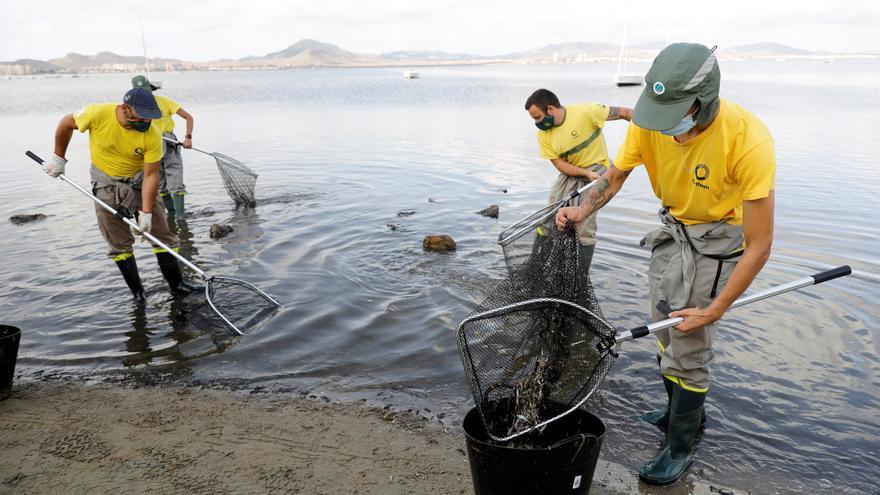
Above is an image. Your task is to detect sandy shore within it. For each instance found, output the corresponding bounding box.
[0,382,739,494]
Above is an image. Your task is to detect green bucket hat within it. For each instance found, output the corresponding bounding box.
[633,43,720,131]
[131,74,161,92]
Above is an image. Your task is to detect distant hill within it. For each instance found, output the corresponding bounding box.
[0,58,61,75]
[1,39,873,75]
[721,42,812,57]
[380,50,484,61]
[45,51,191,73]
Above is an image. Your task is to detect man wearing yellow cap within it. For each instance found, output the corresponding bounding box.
[557,43,775,485]
[132,75,194,221]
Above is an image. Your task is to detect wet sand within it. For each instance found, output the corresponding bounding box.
[0,382,738,494]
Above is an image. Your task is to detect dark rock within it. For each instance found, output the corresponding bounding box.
[396,210,416,217]
[423,235,456,252]
[9,214,47,225]
[477,205,499,219]
[209,224,234,239]
[387,223,400,231]
[501,189,508,193]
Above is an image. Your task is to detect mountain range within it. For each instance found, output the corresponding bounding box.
[1,39,872,75]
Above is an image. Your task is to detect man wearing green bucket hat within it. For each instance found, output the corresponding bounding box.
[131,75,194,221]
[556,43,776,485]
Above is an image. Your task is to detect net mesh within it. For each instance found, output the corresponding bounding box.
[214,153,258,208]
[499,206,557,273]
[205,277,280,334]
[457,225,618,442]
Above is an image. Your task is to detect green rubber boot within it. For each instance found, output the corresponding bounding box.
[115,255,146,303]
[161,193,176,220]
[641,373,675,427]
[172,193,186,219]
[639,384,707,486]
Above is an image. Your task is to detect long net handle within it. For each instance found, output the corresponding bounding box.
[26,151,207,279]
[615,265,852,343]
[161,136,213,157]
[498,179,598,247]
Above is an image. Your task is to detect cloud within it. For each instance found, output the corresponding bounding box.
[1,0,878,61]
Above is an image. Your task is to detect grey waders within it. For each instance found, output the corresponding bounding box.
[115,256,146,303]
[639,383,706,485]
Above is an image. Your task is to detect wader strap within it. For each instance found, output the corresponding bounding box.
[664,207,745,261]
[710,260,723,298]
[559,127,602,160]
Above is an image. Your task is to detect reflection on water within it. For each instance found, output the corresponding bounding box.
[1,61,878,494]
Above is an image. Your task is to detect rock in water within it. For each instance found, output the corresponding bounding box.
[396,210,416,217]
[9,214,47,225]
[477,205,499,219]
[210,224,234,239]
[423,235,456,252]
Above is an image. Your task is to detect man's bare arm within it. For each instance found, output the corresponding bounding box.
[670,192,775,331]
[54,114,78,158]
[141,162,161,214]
[606,106,633,122]
[550,158,601,181]
[556,166,631,227]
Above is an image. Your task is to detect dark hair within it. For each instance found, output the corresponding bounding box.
[525,89,561,111]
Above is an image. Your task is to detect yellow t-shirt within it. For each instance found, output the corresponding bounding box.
[153,95,181,135]
[74,103,164,178]
[537,103,610,167]
[614,99,775,225]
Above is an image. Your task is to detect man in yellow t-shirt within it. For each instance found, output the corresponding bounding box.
[132,75,195,221]
[524,88,632,272]
[44,87,198,303]
[556,43,775,485]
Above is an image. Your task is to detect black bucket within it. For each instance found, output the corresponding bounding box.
[0,325,22,400]
[463,404,606,494]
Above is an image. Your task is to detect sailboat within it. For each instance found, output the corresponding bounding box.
[614,0,643,87]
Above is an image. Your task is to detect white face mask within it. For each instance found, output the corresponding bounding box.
[660,111,698,136]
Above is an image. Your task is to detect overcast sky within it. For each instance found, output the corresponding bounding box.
[2,0,878,61]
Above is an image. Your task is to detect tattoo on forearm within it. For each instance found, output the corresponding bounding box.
[587,178,615,212]
[607,106,621,120]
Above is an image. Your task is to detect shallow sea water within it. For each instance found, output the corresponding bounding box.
[0,61,878,494]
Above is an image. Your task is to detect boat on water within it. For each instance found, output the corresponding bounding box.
[614,0,643,87]
[403,69,419,79]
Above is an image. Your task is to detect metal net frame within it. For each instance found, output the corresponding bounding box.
[498,180,597,272]
[213,153,258,208]
[457,226,618,442]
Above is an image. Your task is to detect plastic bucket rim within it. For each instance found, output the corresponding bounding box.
[0,325,21,341]
[462,405,606,451]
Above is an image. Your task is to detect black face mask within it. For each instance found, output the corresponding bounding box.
[535,113,555,131]
[124,108,152,132]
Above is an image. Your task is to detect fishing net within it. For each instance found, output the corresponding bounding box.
[213,153,258,208]
[498,207,558,273]
[457,225,619,442]
[204,276,280,335]
[498,181,594,272]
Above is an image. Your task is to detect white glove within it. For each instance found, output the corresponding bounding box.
[130,210,152,239]
[42,154,67,178]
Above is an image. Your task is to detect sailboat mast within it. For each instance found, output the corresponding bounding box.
[139,17,151,79]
